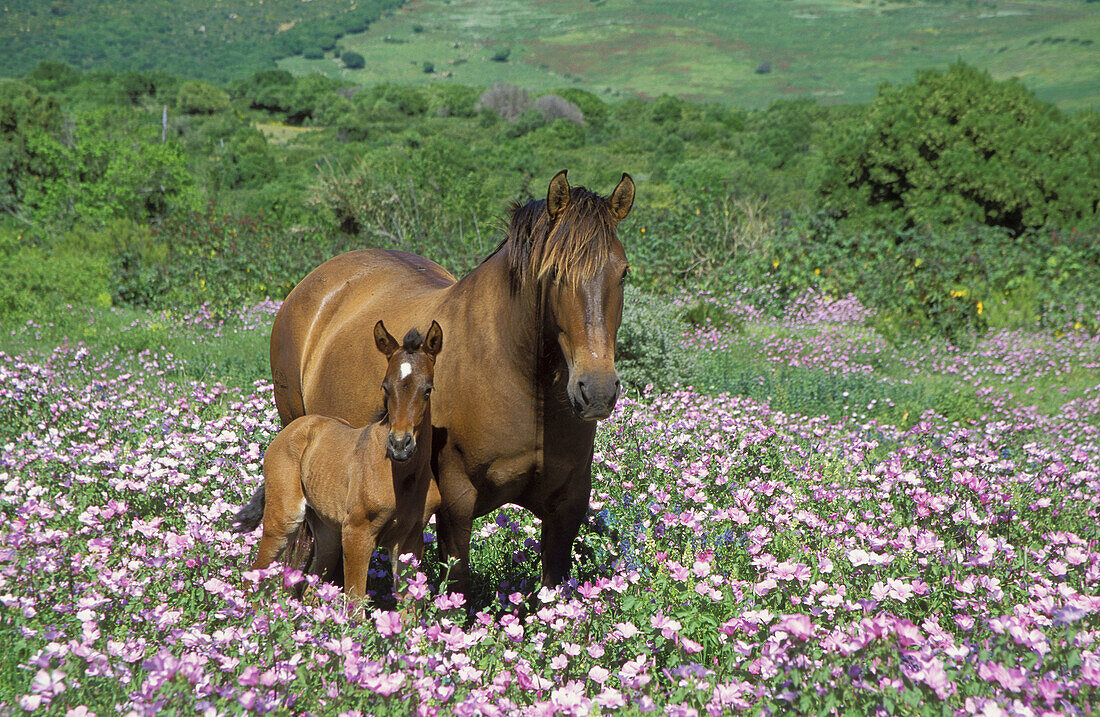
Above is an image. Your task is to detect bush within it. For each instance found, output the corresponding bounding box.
[616,286,695,392]
[0,225,112,321]
[342,51,366,69]
[477,84,532,122]
[490,47,511,62]
[819,62,1100,233]
[534,94,584,125]
[176,81,230,115]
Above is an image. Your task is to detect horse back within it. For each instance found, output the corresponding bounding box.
[271,249,455,427]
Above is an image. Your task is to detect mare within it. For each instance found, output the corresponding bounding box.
[235,170,634,592]
[249,321,442,601]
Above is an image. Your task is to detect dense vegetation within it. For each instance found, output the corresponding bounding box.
[2,61,1097,348]
[0,0,406,82]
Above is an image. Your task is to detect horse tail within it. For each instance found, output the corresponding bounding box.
[230,485,266,534]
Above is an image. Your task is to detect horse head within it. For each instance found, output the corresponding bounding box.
[504,170,635,421]
[373,320,443,460]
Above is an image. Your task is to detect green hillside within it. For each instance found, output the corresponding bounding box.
[2,0,1098,109]
[288,0,1100,110]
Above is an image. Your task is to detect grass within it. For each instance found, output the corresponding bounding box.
[283,0,1100,110]
[0,304,271,392]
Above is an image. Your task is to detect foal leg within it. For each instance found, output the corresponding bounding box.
[309,520,345,588]
[342,521,378,603]
[252,451,307,571]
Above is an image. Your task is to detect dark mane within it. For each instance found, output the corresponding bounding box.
[490,187,618,292]
[401,328,424,352]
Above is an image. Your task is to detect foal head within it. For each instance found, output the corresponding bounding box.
[502,170,635,420]
[373,320,443,462]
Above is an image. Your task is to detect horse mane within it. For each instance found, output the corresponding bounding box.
[491,187,618,292]
[401,328,424,352]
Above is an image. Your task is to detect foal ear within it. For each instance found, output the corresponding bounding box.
[546,169,571,221]
[423,320,443,359]
[607,173,635,223]
[374,320,399,358]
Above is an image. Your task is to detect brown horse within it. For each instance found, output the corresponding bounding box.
[250,320,442,601]
[235,170,634,592]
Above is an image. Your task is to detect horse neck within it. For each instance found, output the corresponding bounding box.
[450,251,557,384]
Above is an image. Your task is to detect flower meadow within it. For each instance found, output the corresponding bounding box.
[1,294,1099,716]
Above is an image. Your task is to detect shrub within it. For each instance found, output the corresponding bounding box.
[490,47,511,62]
[0,225,112,321]
[616,286,695,392]
[342,51,366,69]
[176,81,230,115]
[819,62,1100,232]
[477,84,531,122]
[553,88,607,128]
[422,61,435,74]
[534,94,584,125]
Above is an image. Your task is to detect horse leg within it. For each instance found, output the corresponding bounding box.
[435,464,477,595]
[252,443,307,571]
[342,523,377,603]
[537,470,591,587]
[309,520,345,589]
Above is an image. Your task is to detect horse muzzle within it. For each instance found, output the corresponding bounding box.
[568,371,621,421]
[387,432,417,462]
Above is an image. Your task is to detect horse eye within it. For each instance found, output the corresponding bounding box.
[425,386,433,396]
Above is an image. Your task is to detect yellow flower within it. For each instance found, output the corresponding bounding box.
[640,227,646,234]
[772,260,779,269]
[977,301,983,315]
[1074,321,1082,330]
[814,268,821,276]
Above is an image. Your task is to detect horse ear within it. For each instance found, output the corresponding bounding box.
[546,169,571,221]
[424,320,443,359]
[607,173,635,223]
[374,320,399,358]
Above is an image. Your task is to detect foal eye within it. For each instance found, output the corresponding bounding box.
[424,387,433,396]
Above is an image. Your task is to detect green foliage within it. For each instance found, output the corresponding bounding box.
[0,0,408,83]
[552,88,608,128]
[0,80,63,215]
[21,111,200,227]
[0,223,112,321]
[176,80,230,114]
[617,286,695,392]
[111,208,356,315]
[342,51,366,70]
[819,62,1100,233]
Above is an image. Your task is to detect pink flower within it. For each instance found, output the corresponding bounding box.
[666,560,690,581]
[848,549,870,567]
[818,555,834,574]
[588,666,610,684]
[651,611,683,639]
[613,622,640,639]
[753,578,777,596]
[374,610,402,637]
[770,614,813,640]
[681,637,704,654]
[595,688,626,709]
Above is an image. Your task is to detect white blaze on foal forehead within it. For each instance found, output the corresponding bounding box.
[399,362,412,380]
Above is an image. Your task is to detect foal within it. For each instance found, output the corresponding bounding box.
[250,320,442,602]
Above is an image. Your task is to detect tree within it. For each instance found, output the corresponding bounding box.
[342,51,365,70]
[177,81,230,115]
[819,62,1100,232]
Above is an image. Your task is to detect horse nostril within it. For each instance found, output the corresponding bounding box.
[578,380,590,404]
